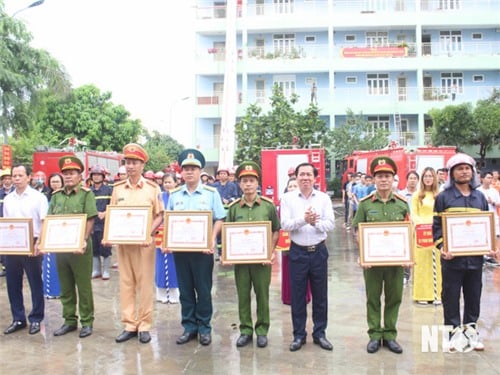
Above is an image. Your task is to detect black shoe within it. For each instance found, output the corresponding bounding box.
[115,330,137,343]
[199,333,212,346]
[29,322,41,335]
[256,335,268,348]
[176,331,197,345]
[313,336,333,351]
[236,334,252,347]
[139,331,151,344]
[367,339,381,353]
[79,326,92,338]
[383,339,403,354]
[0,269,6,277]
[4,321,27,334]
[53,324,77,336]
[289,337,306,352]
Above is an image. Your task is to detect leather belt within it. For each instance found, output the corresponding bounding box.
[291,240,325,252]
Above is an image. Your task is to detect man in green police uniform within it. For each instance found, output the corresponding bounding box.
[42,156,97,338]
[352,156,410,354]
[225,161,280,348]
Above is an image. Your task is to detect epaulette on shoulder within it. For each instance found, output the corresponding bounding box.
[113,180,127,187]
[203,185,217,192]
[51,189,62,195]
[81,186,91,192]
[228,198,241,208]
[145,179,158,188]
[260,195,275,204]
[169,186,182,194]
[394,193,408,202]
[360,192,374,202]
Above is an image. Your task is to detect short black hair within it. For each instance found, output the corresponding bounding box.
[11,164,32,177]
[295,162,318,177]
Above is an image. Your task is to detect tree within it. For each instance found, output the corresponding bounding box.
[142,130,184,172]
[235,84,329,164]
[472,89,500,167]
[36,84,143,151]
[326,109,390,160]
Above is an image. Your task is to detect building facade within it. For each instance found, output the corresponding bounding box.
[192,0,500,168]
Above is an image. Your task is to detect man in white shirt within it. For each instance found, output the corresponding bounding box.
[3,164,49,335]
[280,162,335,352]
[477,170,500,266]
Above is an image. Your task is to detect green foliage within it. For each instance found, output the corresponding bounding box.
[36,85,143,151]
[142,130,184,172]
[328,177,342,198]
[234,84,329,164]
[326,109,390,160]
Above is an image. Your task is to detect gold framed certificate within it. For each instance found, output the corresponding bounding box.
[442,211,494,256]
[103,205,153,244]
[359,222,413,266]
[164,211,212,251]
[0,218,34,255]
[222,221,272,264]
[39,214,87,253]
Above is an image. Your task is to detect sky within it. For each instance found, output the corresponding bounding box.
[4,0,195,146]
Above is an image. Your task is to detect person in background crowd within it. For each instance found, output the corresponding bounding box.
[166,149,226,346]
[117,165,127,181]
[44,156,97,339]
[477,170,500,267]
[31,171,51,200]
[200,171,210,185]
[399,171,419,285]
[0,168,15,277]
[154,172,179,304]
[342,173,353,229]
[280,162,335,352]
[353,156,410,355]
[42,173,64,298]
[433,153,499,352]
[111,144,164,344]
[226,161,280,349]
[411,167,441,304]
[154,171,164,188]
[3,164,48,336]
[365,175,376,194]
[491,170,500,192]
[436,168,447,190]
[89,165,113,280]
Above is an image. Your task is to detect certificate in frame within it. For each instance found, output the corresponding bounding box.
[442,211,494,256]
[39,214,87,253]
[222,221,272,264]
[358,222,413,266]
[164,211,212,251]
[0,218,34,255]
[103,205,153,245]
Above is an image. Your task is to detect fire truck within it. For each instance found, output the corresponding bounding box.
[261,146,326,206]
[32,148,124,180]
[342,145,457,189]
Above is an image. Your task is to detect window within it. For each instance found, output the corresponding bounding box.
[440,72,463,94]
[367,116,390,133]
[273,33,296,55]
[366,31,388,47]
[345,35,356,42]
[439,31,462,53]
[471,33,482,40]
[439,0,460,10]
[472,75,484,83]
[274,75,296,98]
[305,35,316,43]
[367,73,389,95]
[255,79,266,104]
[346,76,357,84]
[274,0,294,14]
[305,77,316,85]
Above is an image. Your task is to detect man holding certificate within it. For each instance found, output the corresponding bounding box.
[111,143,164,344]
[433,153,499,351]
[352,156,409,354]
[166,148,226,346]
[225,161,280,349]
[3,164,48,335]
[280,162,335,352]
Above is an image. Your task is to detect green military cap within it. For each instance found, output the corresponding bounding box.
[370,156,397,176]
[235,161,261,180]
[58,156,84,173]
[178,148,205,168]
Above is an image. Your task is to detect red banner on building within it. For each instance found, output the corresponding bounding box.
[341,47,407,58]
[415,224,433,248]
[2,145,12,169]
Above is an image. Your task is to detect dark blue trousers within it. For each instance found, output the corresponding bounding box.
[5,255,44,323]
[289,242,329,340]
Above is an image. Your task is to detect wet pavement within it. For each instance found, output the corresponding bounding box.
[1,204,499,374]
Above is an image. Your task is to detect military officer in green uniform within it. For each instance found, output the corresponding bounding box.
[352,156,410,354]
[225,161,280,348]
[42,156,98,338]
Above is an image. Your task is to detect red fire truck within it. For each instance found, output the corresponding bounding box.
[261,146,326,206]
[32,148,124,180]
[343,145,457,189]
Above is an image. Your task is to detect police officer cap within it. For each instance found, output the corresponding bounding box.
[123,143,149,163]
[178,149,205,168]
[58,156,84,173]
[370,156,397,176]
[235,161,261,180]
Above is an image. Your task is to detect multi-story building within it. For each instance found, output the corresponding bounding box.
[192,0,500,169]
